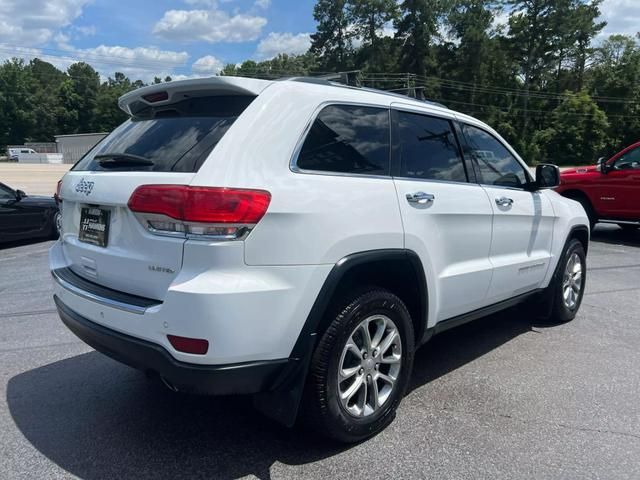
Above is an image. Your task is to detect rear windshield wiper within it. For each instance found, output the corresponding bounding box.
[95,153,155,168]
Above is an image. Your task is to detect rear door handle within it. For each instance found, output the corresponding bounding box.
[406,192,435,205]
[495,197,514,207]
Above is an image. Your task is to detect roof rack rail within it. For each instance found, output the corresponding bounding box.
[284,75,447,109]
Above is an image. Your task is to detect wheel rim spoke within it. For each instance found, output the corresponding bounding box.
[341,374,364,401]
[345,339,362,360]
[377,372,396,387]
[359,322,373,351]
[380,353,401,364]
[378,329,398,356]
[340,365,360,379]
[357,376,368,413]
[370,376,380,410]
[370,316,387,349]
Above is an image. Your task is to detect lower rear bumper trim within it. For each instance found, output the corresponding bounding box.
[54,295,293,395]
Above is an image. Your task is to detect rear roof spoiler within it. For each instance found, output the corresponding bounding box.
[118,76,273,115]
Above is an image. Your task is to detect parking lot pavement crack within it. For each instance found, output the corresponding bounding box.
[440,407,640,442]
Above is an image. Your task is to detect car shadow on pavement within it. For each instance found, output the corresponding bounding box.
[7,309,535,480]
[408,308,533,392]
[590,225,640,248]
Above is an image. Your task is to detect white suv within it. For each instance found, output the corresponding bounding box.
[51,76,589,442]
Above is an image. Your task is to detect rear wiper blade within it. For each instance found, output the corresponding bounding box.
[95,153,155,167]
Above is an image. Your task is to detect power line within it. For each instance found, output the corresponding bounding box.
[1,44,637,106]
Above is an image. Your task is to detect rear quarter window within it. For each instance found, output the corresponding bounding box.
[295,104,391,176]
[73,95,255,173]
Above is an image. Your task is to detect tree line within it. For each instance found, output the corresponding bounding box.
[1,0,639,165]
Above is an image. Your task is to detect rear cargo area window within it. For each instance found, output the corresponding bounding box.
[73,95,255,173]
[296,105,390,176]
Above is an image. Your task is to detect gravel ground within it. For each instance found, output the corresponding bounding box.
[1,224,639,479]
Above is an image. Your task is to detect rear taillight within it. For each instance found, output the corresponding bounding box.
[127,185,271,240]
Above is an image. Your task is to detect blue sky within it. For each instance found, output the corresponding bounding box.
[0,0,635,82]
[0,0,318,80]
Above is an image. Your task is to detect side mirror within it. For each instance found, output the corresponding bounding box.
[15,189,26,200]
[535,163,560,189]
[597,157,608,174]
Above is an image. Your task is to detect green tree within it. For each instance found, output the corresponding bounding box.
[27,59,66,141]
[589,35,640,151]
[535,91,609,165]
[0,59,36,146]
[446,0,495,114]
[567,0,606,90]
[396,0,449,78]
[93,72,136,132]
[67,62,100,133]
[348,0,399,70]
[310,0,353,71]
[506,0,557,136]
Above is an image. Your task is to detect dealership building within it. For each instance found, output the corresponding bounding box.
[55,132,108,164]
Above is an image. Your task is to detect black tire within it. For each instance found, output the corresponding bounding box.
[572,195,597,231]
[547,238,587,323]
[302,289,415,443]
[618,224,639,231]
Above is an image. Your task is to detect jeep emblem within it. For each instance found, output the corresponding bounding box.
[75,178,95,196]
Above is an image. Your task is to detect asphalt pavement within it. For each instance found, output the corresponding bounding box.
[1,225,639,479]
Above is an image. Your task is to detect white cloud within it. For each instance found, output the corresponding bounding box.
[70,45,189,81]
[74,25,96,36]
[0,44,44,64]
[0,0,90,46]
[0,43,190,82]
[598,0,640,38]
[153,8,267,43]
[192,54,224,74]
[254,0,271,9]
[256,32,311,59]
[185,0,218,6]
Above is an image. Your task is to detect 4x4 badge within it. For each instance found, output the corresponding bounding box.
[75,178,95,196]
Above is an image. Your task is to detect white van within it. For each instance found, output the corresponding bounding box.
[8,148,37,161]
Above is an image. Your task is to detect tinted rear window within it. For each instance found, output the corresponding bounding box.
[73,95,255,172]
[296,105,390,176]
[395,111,467,182]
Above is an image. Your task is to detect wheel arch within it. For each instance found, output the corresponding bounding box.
[252,249,429,426]
[304,249,429,348]
[568,224,589,254]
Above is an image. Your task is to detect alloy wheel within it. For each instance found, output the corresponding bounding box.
[337,314,402,417]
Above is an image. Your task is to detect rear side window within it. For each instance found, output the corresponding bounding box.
[73,95,255,172]
[296,104,390,176]
[394,110,467,182]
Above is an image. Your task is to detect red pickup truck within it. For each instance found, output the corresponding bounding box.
[556,141,640,230]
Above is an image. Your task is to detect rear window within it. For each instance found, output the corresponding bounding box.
[73,95,255,173]
[296,104,390,176]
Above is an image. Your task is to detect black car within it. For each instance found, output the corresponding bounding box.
[0,182,59,244]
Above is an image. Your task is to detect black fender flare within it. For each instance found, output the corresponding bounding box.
[253,249,428,426]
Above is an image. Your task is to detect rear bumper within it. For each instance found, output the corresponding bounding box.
[54,295,293,395]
